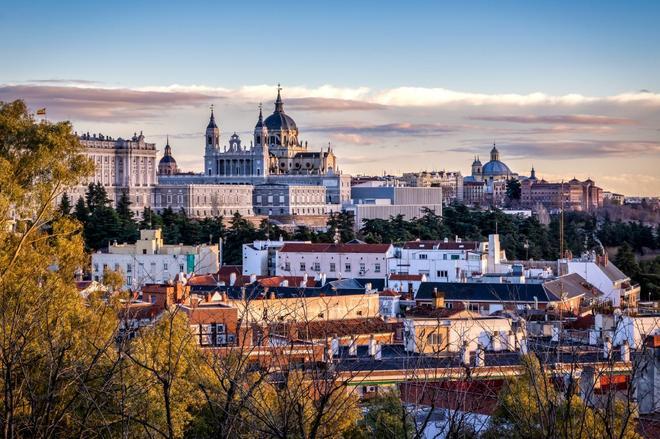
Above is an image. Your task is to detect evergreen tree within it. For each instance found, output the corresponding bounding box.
[615,242,640,279]
[58,192,72,216]
[506,178,521,201]
[139,206,163,230]
[73,196,89,223]
[116,190,138,243]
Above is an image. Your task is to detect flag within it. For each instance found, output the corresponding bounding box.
[36,108,46,116]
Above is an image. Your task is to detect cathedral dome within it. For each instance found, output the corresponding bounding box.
[263,87,297,132]
[482,160,511,176]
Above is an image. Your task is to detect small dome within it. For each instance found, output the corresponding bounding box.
[159,155,177,165]
[482,160,511,176]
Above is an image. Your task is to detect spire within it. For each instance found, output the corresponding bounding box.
[164,135,172,156]
[530,165,536,179]
[207,104,218,129]
[255,103,264,128]
[274,83,284,113]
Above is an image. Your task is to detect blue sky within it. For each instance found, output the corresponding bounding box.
[1,1,659,194]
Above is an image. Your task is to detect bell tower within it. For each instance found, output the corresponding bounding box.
[206,105,220,150]
[252,103,269,178]
[204,105,221,176]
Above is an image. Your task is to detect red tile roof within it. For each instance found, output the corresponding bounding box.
[257,276,316,288]
[389,273,424,281]
[279,243,392,254]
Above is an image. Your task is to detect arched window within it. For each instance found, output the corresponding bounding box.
[208,136,213,145]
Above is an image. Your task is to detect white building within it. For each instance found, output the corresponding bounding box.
[66,132,157,212]
[563,253,639,307]
[242,239,311,276]
[403,313,523,354]
[275,242,394,280]
[91,229,219,289]
[344,184,443,231]
[389,236,504,283]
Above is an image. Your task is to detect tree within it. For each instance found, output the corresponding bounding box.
[506,178,521,201]
[116,190,139,243]
[58,191,72,216]
[125,310,203,438]
[615,242,640,279]
[73,195,89,223]
[0,99,120,437]
[345,390,415,438]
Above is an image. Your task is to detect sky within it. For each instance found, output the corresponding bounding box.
[1,0,659,195]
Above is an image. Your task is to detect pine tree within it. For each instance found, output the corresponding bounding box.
[73,196,89,223]
[58,192,72,216]
[115,190,138,243]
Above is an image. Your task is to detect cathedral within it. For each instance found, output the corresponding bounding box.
[72,87,351,219]
[201,87,337,179]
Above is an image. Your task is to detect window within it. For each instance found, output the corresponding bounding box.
[345,263,351,272]
[427,333,443,346]
[284,262,291,271]
[114,263,120,271]
[443,254,447,260]
[279,195,285,203]
[300,262,306,271]
[256,195,262,203]
[312,262,320,271]
[329,262,336,272]
[126,276,132,285]
[93,263,99,273]
[127,264,132,273]
[142,249,147,255]
[268,195,273,203]
[359,263,366,273]
[451,254,460,260]
[179,264,184,272]
[163,263,168,271]
[419,253,428,260]
[374,263,381,273]
[437,270,448,278]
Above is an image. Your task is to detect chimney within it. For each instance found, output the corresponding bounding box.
[349,336,357,356]
[604,336,612,360]
[250,273,257,284]
[269,291,276,300]
[365,282,372,293]
[433,289,445,309]
[222,291,228,302]
[281,279,289,287]
[320,272,327,286]
[475,343,485,367]
[520,338,528,355]
[229,272,237,286]
[374,342,382,360]
[462,341,470,366]
[368,334,377,356]
[491,331,502,352]
[621,340,630,362]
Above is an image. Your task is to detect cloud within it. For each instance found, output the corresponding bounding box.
[372,88,660,107]
[468,114,637,125]
[285,97,385,111]
[452,139,660,159]
[308,122,460,137]
[330,133,374,145]
[0,84,214,122]
[27,79,101,85]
